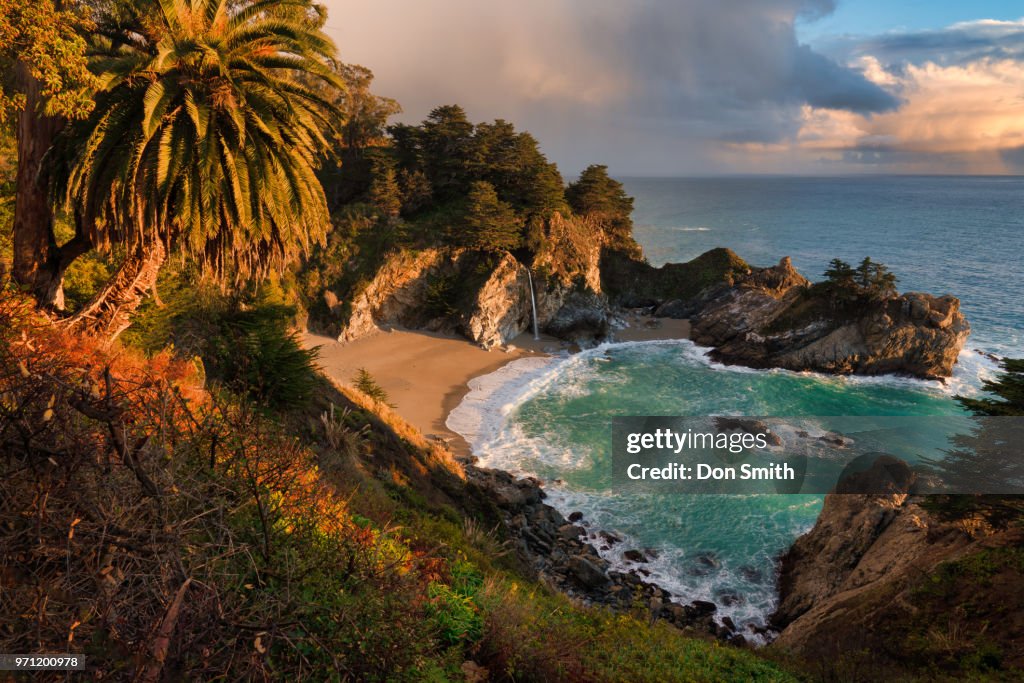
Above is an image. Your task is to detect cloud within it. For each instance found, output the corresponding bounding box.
[840,18,1024,66]
[323,0,895,174]
[784,20,1024,174]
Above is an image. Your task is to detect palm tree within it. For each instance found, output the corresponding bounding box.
[52,0,345,340]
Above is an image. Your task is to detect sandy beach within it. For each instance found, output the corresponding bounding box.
[305,315,690,455]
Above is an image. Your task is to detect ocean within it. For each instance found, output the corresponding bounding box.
[448,176,1024,635]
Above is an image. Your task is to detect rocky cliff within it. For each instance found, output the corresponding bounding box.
[329,237,969,378]
[689,256,970,380]
[771,462,1024,676]
[332,213,615,348]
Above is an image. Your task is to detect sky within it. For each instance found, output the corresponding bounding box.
[324,1,1024,176]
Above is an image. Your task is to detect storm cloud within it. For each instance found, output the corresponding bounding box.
[324,0,897,174]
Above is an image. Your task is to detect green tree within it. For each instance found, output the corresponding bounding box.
[336,63,400,155]
[369,163,402,219]
[398,168,431,214]
[418,104,477,201]
[52,0,344,341]
[353,367,392,406]
[822,257,897,305]
[473,120,565,217]
[856,257,898,300]
[565,164,637,253]
[2,0,97,307]
[958,358,1024,417]
[922,358,1024,526]
[461,180,521,251]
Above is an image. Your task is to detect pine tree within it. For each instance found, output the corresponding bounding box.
[461,181,522,252]
[922,357,1024,525]
[566,165,637,253]
[369,165,402,219]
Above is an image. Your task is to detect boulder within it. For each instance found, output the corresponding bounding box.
[570,556,610,589]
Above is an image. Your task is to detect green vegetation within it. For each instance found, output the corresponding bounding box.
[901,546,1024,676]
[958,358,1024,417]
[821,257,898,305]
[204,304,321,411]
[922,357,1024,527]
[566,164,639,255]
[354,367,393,407]
[462,180,523,251]
[0,293,800,680]
[601,246,751,304]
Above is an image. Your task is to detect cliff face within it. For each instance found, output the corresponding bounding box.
[337,248,459,343]
[771,486,1024,675]
[332,242,969,378]
[690,257,970,380]
[333,214,613,348]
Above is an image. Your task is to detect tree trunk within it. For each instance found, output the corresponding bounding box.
[64,241,166,344]
[11,62,71,307]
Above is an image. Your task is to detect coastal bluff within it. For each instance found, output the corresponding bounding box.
[320,235,969,380]
[769,458,1024,673]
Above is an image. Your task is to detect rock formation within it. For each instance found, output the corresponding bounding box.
[329,235,969,379]
[690,256,970,380]
[770,459,1024,673]
[333,213,616,348]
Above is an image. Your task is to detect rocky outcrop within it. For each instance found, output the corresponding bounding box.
[335,214,616,348]
[336,248,462,342]
[770,459,1024,673]
[601,247,751,310]
[467,466,745,643]
[690,257,970,380]
[462,252,533,349]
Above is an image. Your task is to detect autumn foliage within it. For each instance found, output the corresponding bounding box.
[0,292,452,679]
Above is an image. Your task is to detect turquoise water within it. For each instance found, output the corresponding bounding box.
[449,176,1024,635]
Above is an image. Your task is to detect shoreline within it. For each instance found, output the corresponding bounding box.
[305,315,692,457]
[306,317,750,642]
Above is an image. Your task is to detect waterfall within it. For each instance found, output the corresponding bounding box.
[526,268,540,340]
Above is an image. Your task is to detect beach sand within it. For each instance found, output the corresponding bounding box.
[305,315,690,455]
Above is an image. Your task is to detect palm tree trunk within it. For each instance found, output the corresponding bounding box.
[64,241,167,344]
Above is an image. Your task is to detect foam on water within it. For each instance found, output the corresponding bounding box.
[447,339,983,634]
[448,175,1022,636]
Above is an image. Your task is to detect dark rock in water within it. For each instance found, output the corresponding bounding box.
[817,433,849,448]
[570,556,610,589]
[722,616,737,632]
[716,591,743,607]
[644,547,660,559]
[623,549,648,563]
[689,600,718,616]
[738,565,764,583]
[599,530,622,545]
[696,552,719,566]
[568,511,583,523]
[713,417,783,446]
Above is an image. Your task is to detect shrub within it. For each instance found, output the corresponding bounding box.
[354,367,394,407]
[206,303,320,410]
